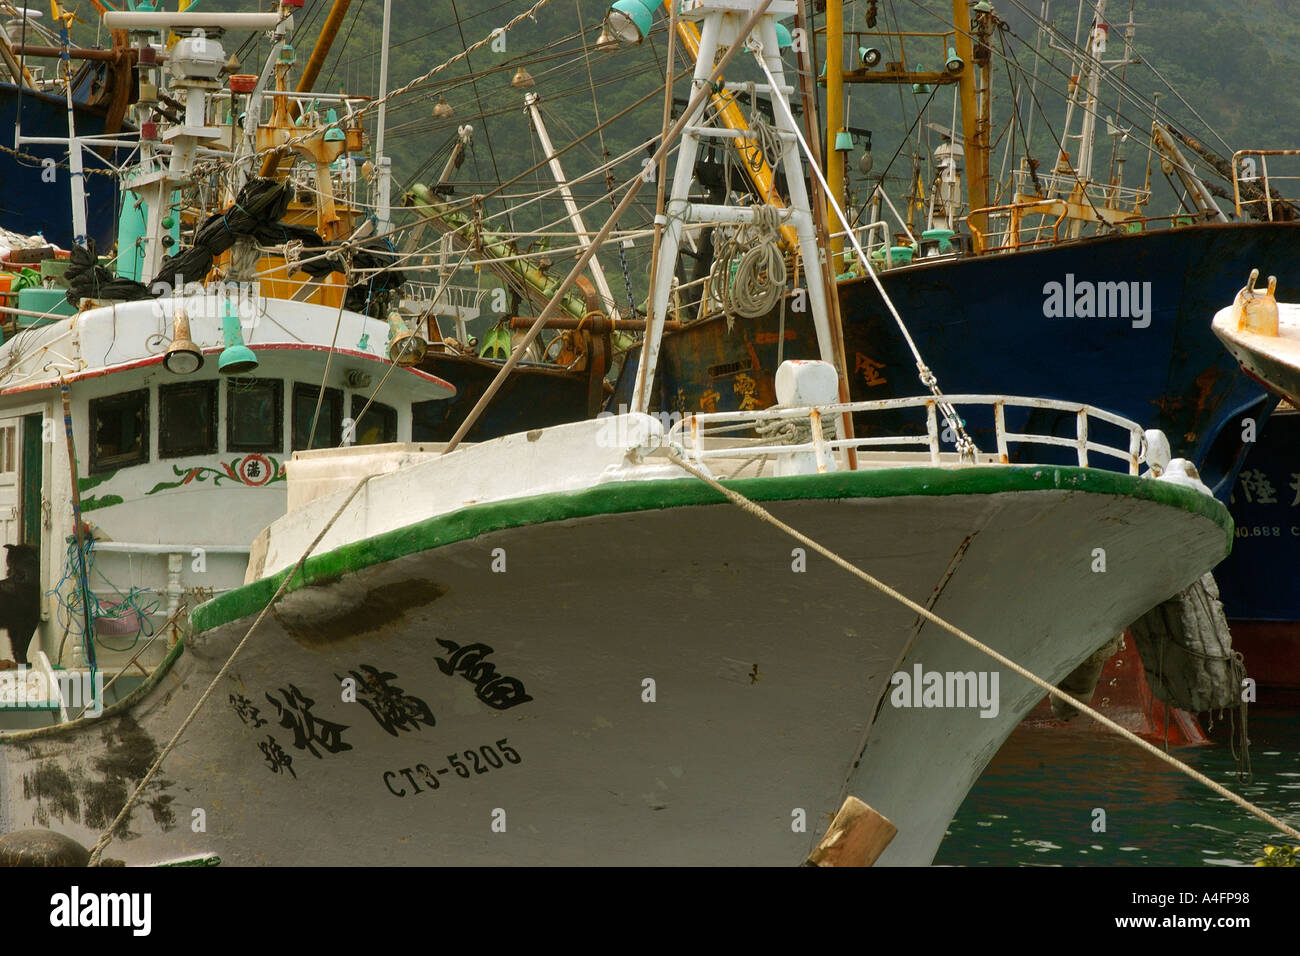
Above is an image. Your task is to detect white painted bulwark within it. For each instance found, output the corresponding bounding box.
[251,415,677,581]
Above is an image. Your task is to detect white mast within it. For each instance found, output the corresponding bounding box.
[374,0,393,234]
[1073,0,1107,187]
[632,1,838,430]
[59,18,89,247]
[524,91,617,317]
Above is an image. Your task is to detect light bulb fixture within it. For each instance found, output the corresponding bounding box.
[912,65,932,94]
[604,0,655,47]
[510,66,535,90]
[859,46,882,68]
[387,311,428,366]
[323,107,346,142]
[946,46,964,74]
[595,25,619,51]
[163,308,203,374]
[432,95,453,119]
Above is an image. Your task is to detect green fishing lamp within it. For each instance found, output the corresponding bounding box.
[912,65,932,94]
[324,108,345,142]
[386,311,428,366]
[605,0,656,46]
[218,299,258,374]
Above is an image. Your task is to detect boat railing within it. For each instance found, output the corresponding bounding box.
[839,28,960,80]
[664,394,1148,475]
[1231,149,1300,221]
[1010,168,1151,212]
[970,202,1211,254]
[836,219,899,266]
[967,200,1070,253]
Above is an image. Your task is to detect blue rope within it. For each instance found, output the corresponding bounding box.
[46,534,161,655]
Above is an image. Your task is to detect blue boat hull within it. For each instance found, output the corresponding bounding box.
[0,83,122,249]
[616,221,1300,644]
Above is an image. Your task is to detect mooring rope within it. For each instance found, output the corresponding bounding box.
[86,474,378,866]
[662,449,1300,843]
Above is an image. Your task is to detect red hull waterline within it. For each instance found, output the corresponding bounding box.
[1022,633,1209,747]
[1229,620,1300,694]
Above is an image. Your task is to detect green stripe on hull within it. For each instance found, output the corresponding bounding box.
[191,465,1233,634]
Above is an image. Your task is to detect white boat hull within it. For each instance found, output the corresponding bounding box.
[0,468,1230,865]
[1213,301,1300,407]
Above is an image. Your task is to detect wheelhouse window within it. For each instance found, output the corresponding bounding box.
[159,380,217,458]
[292,383,342,450]
[411,399,452,442]
[227,378,283,453]
[349,396,397,445]
[89,389,149,473]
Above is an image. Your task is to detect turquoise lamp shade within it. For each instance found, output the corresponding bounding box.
[324,108,345,142]
[218,302,258,374]
[605,0,656,46]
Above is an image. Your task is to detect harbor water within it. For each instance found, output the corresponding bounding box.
[938,707,1300,866]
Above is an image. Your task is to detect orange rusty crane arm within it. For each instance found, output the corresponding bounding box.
[669,8,798,249]
[295,0,352,101]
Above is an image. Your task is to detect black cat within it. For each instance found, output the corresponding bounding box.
[0,544,40,666]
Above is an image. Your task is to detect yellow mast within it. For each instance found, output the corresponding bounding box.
[259,0,353,178]
[825,0,845,267]
[682,1,994,255]
[294,0,353,103]
[952,0,990,237]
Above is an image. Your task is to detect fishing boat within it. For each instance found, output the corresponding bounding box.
[0,1,1233,866]
[606,2,1295,486]
[0,7,457,730]
[584,0,1295,726]
[1213,271,1300,410]
[1212,274,1300,692]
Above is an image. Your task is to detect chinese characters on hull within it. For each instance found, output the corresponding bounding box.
[434,640,534,710]
[336,664,437,737]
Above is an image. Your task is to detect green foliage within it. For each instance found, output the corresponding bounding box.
[1255,844,1299,866]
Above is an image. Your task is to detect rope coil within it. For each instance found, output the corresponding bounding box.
[708,203,787,327]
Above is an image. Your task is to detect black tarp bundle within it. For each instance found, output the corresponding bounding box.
[66,178,403,316]
[63,239,151,305]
